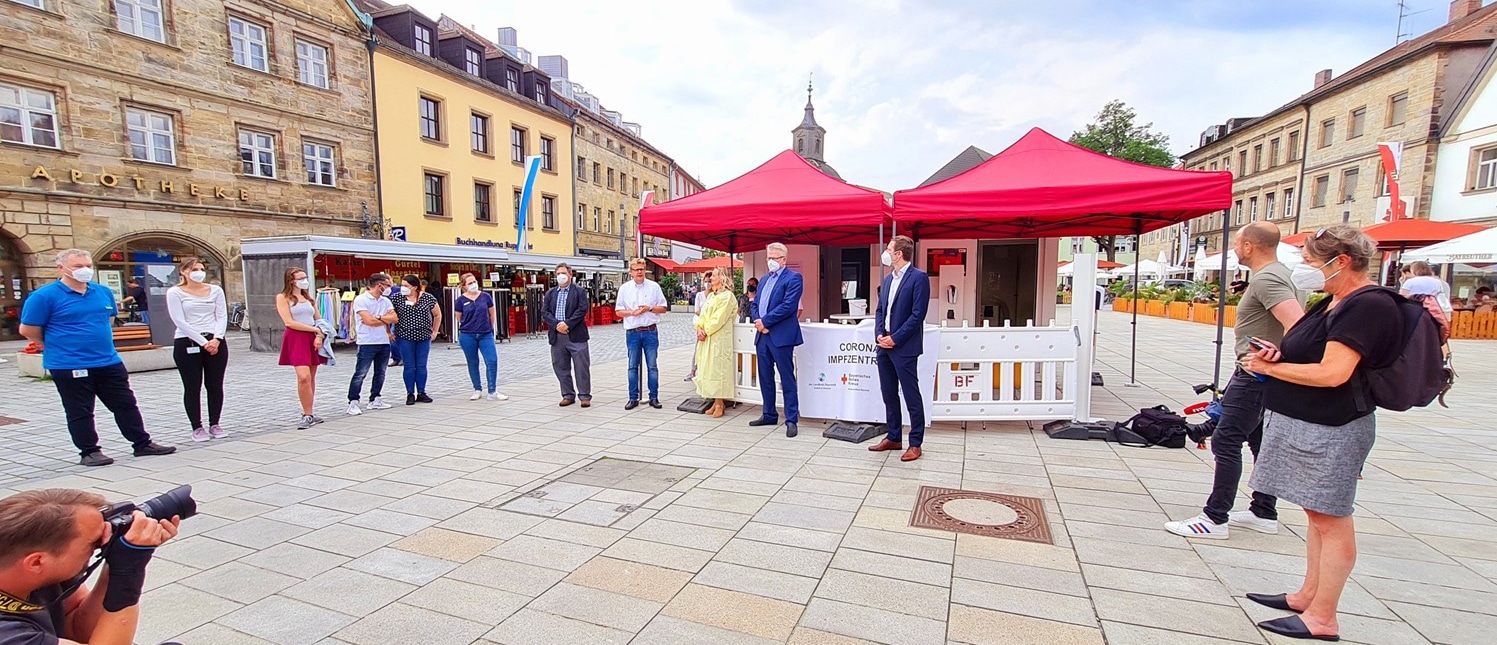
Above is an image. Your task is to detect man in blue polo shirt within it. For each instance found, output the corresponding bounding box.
[19,249,176,467]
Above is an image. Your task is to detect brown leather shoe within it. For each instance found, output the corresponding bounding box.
[580,399,591,408]
[901,447,922,462]
[559,398,575,407]
[868,438,902,452]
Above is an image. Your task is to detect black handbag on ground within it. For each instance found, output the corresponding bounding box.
[1111,405,1190,448]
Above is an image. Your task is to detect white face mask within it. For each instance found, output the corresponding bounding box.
[880,250,893,267]
[295,278,311,290]
[767,259,782,273]
[557,273,570,285]
[466,283,480,293]
[188,270,207,283]
[1291,260,1341,291]
[68,267,94,283]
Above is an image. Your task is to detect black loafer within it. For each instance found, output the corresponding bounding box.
[406,394,417,406]
[648,399,662,409]
[785,422,798,438]
[80,452,115,467]
[624,400,639,410]
[416,393,433,403]
[748,417,777,427]
[1246,593,1299,613]
[1258,615,1338,641]
[132,442,176,457]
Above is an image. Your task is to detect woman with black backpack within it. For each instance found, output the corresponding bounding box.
[1238,225,1400,642]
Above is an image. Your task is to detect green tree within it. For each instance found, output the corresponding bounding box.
[1069,99,1176,262]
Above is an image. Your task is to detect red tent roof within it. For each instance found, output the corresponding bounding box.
[1361,219,1486,251]
[646,258,682,272]
[892,128,1233,239]
[1281,231,1311,247]
[639,150,890,253]
[675,256,739,273]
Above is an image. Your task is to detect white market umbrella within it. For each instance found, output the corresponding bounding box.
[1402,226,1497,264]
[1192,247,1208,282]
[1057,262,1075,277]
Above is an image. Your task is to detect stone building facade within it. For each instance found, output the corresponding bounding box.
[1168,0,1497,261]
[562,99,672,264]
[0,0,377,336]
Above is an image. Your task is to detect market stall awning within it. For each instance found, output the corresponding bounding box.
[676,256,739,273]
[647,258,682,272]
[891,128,1233,239]
[1282,231,1311,247]
[1401,225,1497,264]
[239,235,625,272]
[639,150,891,253]
[1361,219,1487,251]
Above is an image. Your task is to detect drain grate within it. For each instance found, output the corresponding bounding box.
[0,416,23,427]
[909,486,1053,545]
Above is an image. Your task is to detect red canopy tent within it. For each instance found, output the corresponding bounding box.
[892,128,1232,239]
[639,150,891,254]
[892,127,1234,389]
[675,256,737,273]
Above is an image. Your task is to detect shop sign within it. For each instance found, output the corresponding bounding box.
[27,166,251,201]
[317,255,428,281]
[455,237,532,251]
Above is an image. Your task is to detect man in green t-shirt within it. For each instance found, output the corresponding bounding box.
[1167,221,1304,540]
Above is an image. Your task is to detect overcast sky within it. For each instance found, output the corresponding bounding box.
[415,0,1463,191]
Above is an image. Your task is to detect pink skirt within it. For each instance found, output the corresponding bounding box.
[279,328,327,366]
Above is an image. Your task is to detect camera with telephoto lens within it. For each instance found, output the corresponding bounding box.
[101,485,197,536]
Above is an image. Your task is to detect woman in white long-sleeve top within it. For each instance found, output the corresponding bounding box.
[166,257,229,442]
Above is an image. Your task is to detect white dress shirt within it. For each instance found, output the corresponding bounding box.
[616,279,666,329]
[884,264,907,330]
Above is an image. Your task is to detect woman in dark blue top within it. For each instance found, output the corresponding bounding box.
[453,273,506,401]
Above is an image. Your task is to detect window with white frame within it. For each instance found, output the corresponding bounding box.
[506,68,520,92]
[1249,196,1258,221]
[1283,188,1295,219]
[239,130,276,178]
[229,17,269,72]
[10,0,44,9]
[115,0,165,43]
[303,141,335,186]
[1474,147,1497,190]
[125,107,174,164]
[296,39,330,88]
[1265,193,1276,220]
[0,83,60,148]
[414,25,432,56]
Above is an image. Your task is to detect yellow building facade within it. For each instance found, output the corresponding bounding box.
[370,29,573,256]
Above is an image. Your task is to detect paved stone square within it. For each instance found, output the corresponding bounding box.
[2,309,1494,645]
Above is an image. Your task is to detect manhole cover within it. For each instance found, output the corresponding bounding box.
[910,486,1052,544]
[0,416,23,427]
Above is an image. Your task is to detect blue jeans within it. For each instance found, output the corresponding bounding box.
[459,332,498,393]
[395,337,431,395]
[389,339,403,363]
[348,344,390,401]
[625,328,660,401]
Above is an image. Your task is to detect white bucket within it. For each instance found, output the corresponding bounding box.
[848,299,868,316]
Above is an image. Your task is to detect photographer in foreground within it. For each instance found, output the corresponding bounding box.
[0,489,181,645]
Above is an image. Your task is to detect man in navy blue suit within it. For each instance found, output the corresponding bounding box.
[748,242,805,437]
[868,235,931,462]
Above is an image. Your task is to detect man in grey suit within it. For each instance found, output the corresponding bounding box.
[543,263,592,407]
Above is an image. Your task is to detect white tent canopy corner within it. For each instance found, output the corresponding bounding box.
[1402,226,1497,264]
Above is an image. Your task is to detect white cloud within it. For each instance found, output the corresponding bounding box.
[411,0,1446,191]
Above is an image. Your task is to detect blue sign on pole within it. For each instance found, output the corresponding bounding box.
[516,155,543,251]
[390,226,407,242]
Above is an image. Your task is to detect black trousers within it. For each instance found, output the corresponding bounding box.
[1203,368,1278,524]
[877,350,925,447]
[173,338,228,429]
[49,362,152,456]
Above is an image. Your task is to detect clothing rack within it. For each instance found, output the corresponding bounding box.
[494,288,513,342]
[525,285,545,339]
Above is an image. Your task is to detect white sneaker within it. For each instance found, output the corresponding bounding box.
[367,396,392,410]
[346,401,363,416]
[1228,510,1279,534]
[1164,513,1229,540]
[470,390,484,401]
[488,391,510,401]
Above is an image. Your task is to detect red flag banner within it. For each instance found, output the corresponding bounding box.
[1377,142,1407,221]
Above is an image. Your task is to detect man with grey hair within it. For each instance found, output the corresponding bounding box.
[750,242,805,437]
[19,249,176,466]
[543,263,592,407]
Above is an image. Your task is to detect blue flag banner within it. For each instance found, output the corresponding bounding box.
[516,155,543,251]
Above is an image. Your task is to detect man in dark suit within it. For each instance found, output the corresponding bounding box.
[868,235,931,461]
[543,263,592,407]
[749,242,805,437]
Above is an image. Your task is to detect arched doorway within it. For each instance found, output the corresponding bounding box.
[95,234,226,307]
[0,232,28,341]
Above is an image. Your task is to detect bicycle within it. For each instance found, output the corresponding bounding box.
[1181,382,1223,450]
[227,302,250,331]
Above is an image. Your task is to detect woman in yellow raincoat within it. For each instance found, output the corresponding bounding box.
[694,266,739,417]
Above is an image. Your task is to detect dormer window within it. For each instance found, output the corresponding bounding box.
[414,24,432,56]
[464,48,481,76]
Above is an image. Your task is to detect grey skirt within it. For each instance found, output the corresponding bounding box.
[1248,410,1375,517]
